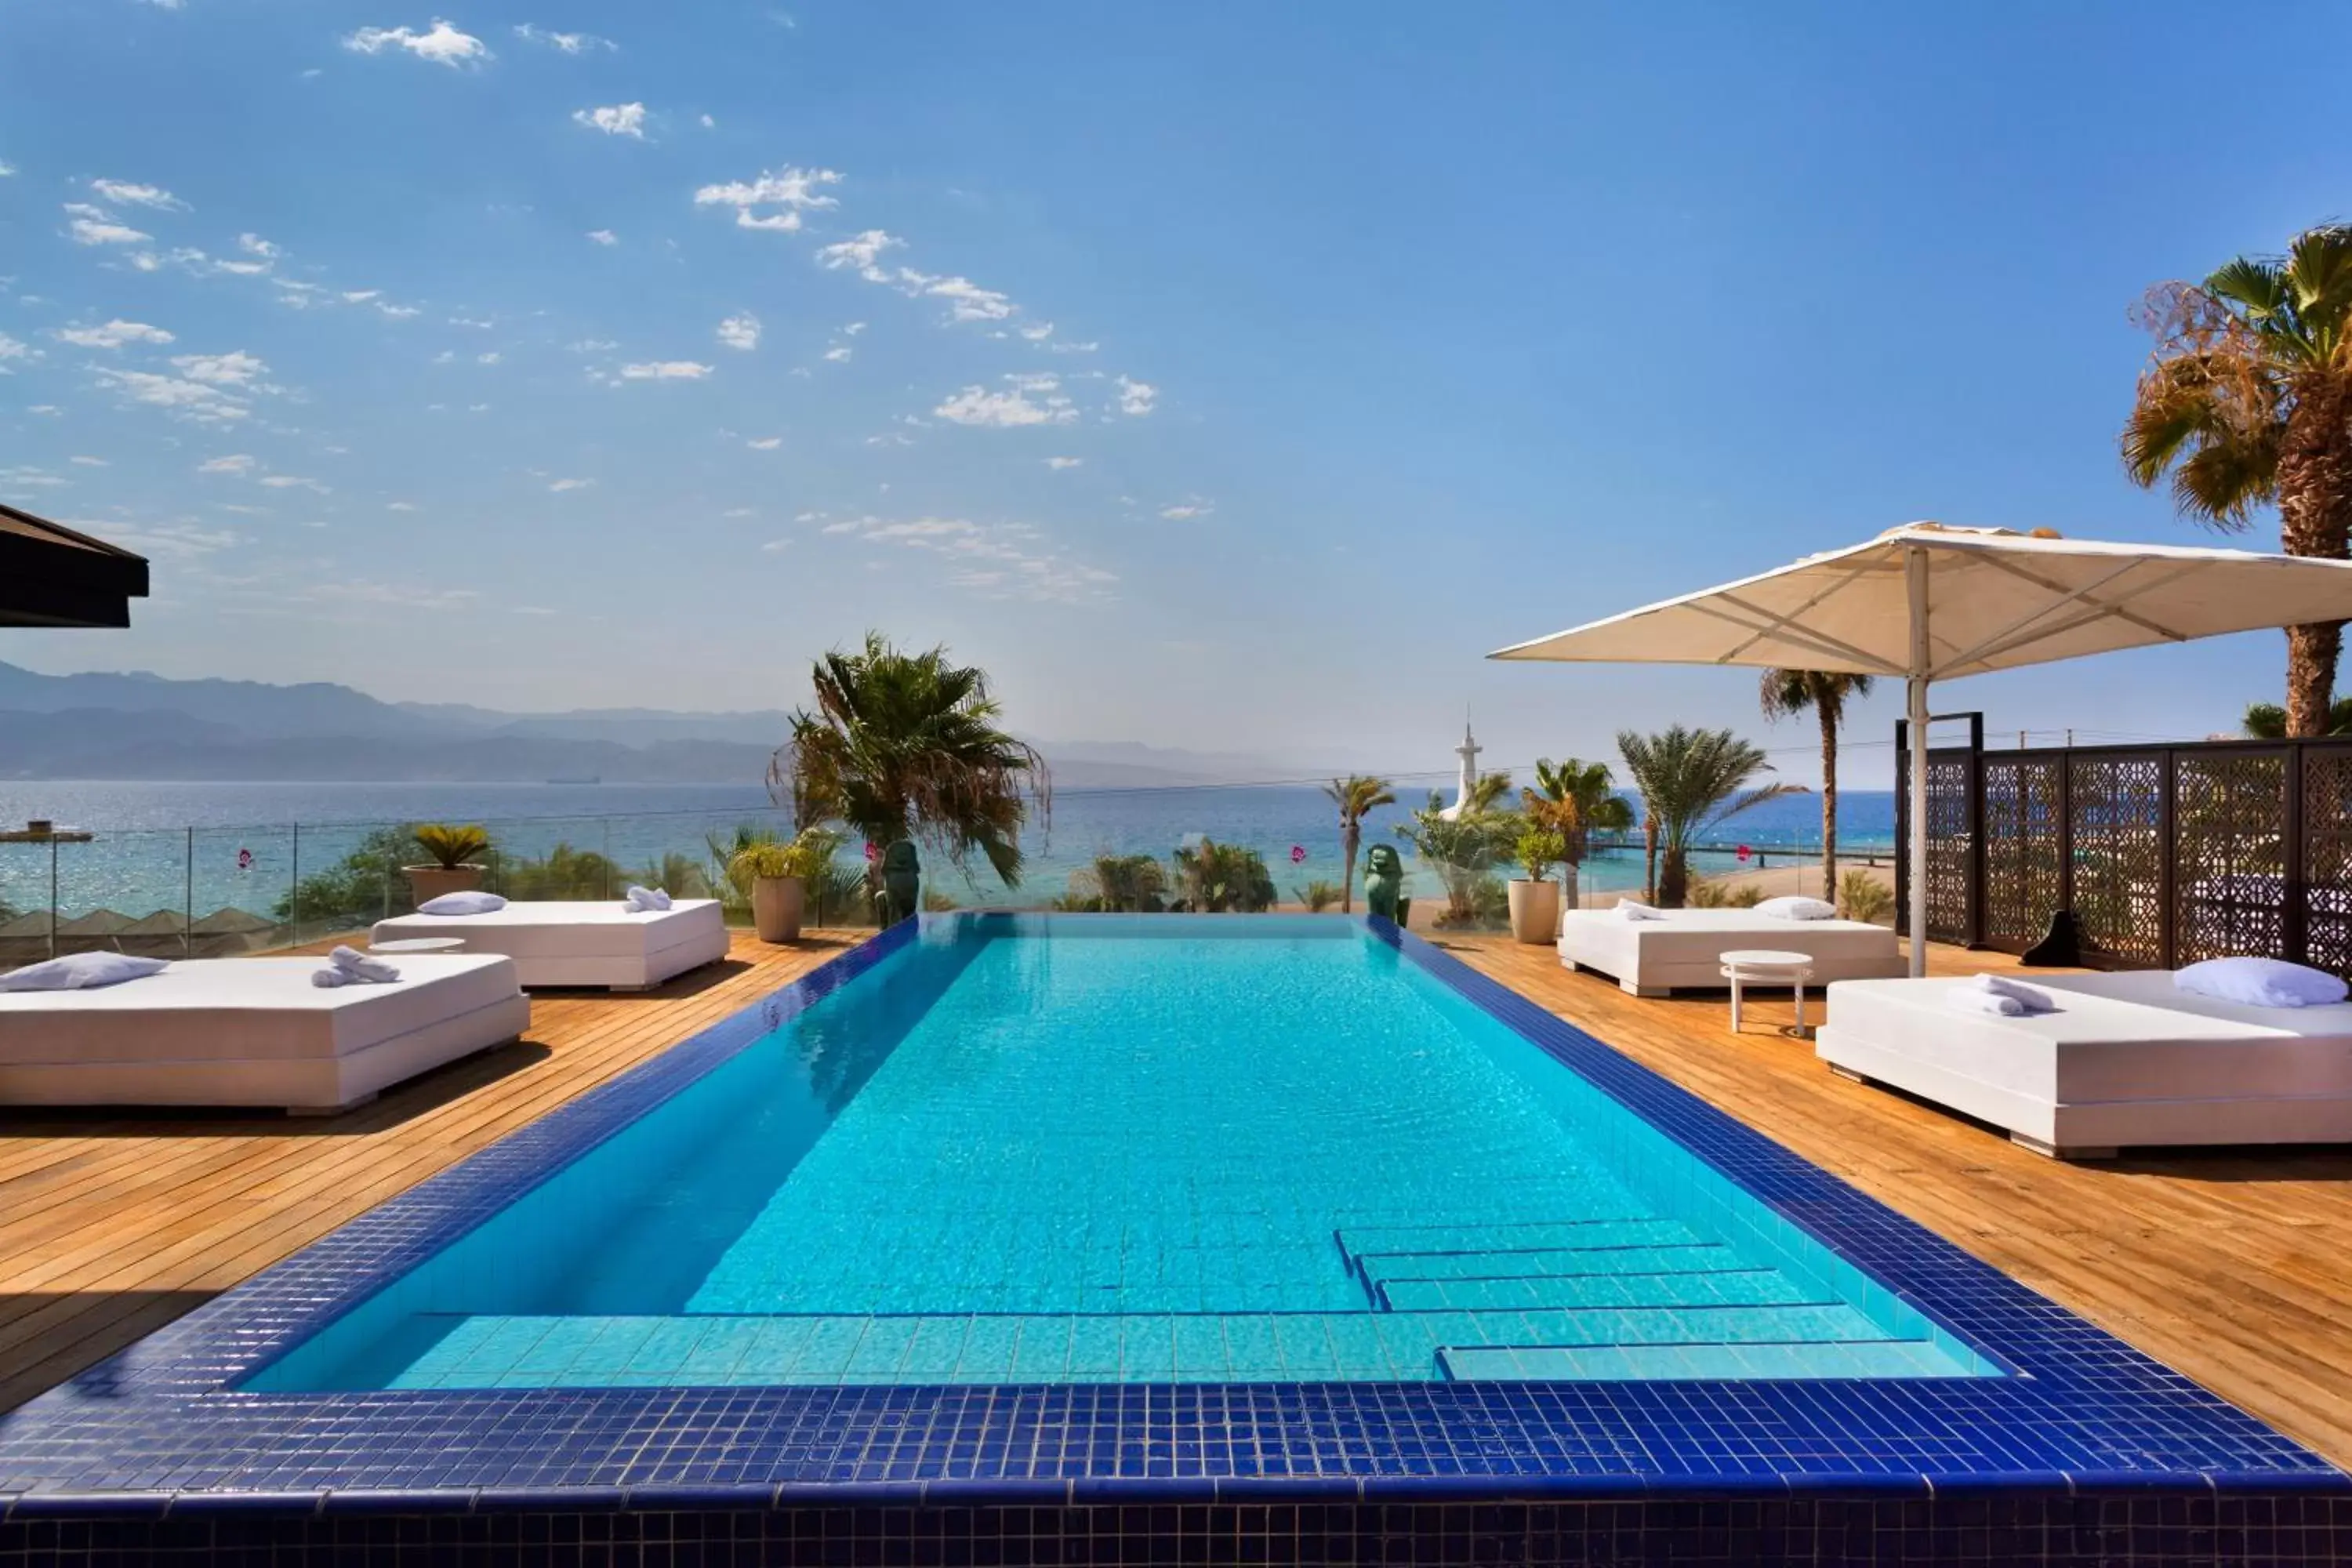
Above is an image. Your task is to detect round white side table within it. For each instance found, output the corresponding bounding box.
[1717,948,1815,1036]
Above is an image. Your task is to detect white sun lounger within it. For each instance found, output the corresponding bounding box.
[1816,970,2352,1158]
[1557,907,1904,996]
[368,898,728,990]
[0,955,529,1113]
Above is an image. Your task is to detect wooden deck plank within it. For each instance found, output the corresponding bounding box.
[0,924,2347,1473]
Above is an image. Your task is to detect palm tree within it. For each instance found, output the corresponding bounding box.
[1462,770,1515,815]
[2246,699,2352,739]
[773,633,1050,889]
[1324,775,1396,913]
[1616,726,1792,907]
[1522,757,1634,910]
[2122,223,2352,735]
[1759,670,1874,902]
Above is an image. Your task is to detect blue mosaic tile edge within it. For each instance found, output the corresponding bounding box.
[0,911,2339,1517]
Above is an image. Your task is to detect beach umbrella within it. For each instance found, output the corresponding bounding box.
[0,502,150,628]
[1490,523,2352,975]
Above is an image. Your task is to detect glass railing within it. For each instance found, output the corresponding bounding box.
[0,806,1900,967]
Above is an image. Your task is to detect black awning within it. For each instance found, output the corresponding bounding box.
[0,503,151,628]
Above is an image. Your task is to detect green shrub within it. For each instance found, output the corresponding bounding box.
[1295,879,1343,913]
[1687,876,1766,909]
[1838,868,1895,924]
[412,822,489,869]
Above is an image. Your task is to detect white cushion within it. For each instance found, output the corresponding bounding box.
[1756,895,1836,920]
[418,891,507,915]
[2176,956,2349,1009]
[0,952,169,992]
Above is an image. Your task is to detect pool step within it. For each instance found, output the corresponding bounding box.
[1436,1340,1965,1381]
[373,1301,1951,1388]
[1334,1218,1696,1273]
[1374,1267,1809,1313]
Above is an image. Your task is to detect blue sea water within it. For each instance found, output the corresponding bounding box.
[0,779,1896,924]
[252,918,1987,1388]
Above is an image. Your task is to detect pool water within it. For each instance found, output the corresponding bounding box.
[251,917,1997,1388]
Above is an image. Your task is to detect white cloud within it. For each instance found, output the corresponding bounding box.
[746,435,782,450]
[568,338,618,352]
[699,113,716,129]
[0,162,14,178]
[1019,322,1054,342]
[822,345,851,363]
[723,506,753,517]
[693,165,840,231]
[343,19,491,66]
[815,228,902,279]
[448,314,494,328]
[26,405,62,416]
[820,514,1115,604]
[55,319,175,349]
[171,350,268,387]
[548,477,593,492]
[89,180,187,212]
[377,303,422,319]
[67,212,151,246]
[911,272,1013,322]
[342,289,381,303]
[513,22,614,52]
[0,467,67,488]
[238,233,280,260]
[69,456,108,466]
[197,454,256,475]
[615,361,713,380]
[1159,500,1213,521]
[1051,339,1101,354]
[715,313,760,351]
[387,500,419,511]
[260,474,331,494]
[572,102,647,138]
[1115,375,1157,416]
[934,375,1076,429]
[586,229,617,245]
[842,321,866,336]
[104,522,243,560]
[477,350,501,365]
[0,333,36,362]
[1044,456,1083,470]
[94,367,249,423]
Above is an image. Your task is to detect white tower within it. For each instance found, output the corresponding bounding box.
[1438,717,1483,822]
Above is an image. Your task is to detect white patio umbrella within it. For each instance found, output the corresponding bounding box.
[1490,523,2352,975]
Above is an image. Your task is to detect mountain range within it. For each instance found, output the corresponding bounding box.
[0,662,1300,787]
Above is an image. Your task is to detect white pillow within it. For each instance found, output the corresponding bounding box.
[417,891,507,916]
[1755,895,1837,920]
[0,952,169,992]
[2176,956,2349,1009]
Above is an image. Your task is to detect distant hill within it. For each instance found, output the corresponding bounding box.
[0,661,1305,787]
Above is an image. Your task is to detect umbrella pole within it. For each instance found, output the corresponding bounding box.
[1907,547,1930,978]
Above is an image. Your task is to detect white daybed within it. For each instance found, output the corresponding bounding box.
[1816,970,2352,1158]
[1557,907,1904,996]
[368,898,728,991]
[0,955,528,1113]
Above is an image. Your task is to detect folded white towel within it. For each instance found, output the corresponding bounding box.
[1617,901,1667,922]
[623,884,672,913]
[1947,987,2026,1017]
[1965,973,2057,1012]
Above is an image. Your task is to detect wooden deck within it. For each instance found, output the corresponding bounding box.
[0,925,2347,1472]
[1441,932,2352,1467]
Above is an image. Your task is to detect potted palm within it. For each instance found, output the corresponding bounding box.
[731,828,837,943]
[404,822,490,904]
[1508,826,1566,944]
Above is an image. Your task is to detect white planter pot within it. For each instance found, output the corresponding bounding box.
[1507,878,1560,945]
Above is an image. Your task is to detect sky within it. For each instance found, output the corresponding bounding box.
[2,2,2349,789]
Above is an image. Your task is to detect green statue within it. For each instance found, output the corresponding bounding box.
[1363,843,1406,924]
[879,840,922,924]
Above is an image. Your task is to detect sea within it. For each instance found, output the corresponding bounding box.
[0,779,1899,924]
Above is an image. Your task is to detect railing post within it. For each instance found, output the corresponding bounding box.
[1893,719,1909,942]
[185,826,194,960]
[2286,741,2310,967]
[1966,713,1987,949]
[2158,748,2178,971]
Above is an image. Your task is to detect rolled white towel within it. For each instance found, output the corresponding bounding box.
[623,884,673,913]
[1947,986,2026,1017]
[1965,973,2057,1012]
[1617,900,1667,923]
[318,946,400,985]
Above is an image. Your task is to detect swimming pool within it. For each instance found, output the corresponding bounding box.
[249,917,1994,1390]
[0,913,2339,1566]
